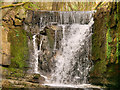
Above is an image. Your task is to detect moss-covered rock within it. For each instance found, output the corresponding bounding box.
[2,79,47,88]
[26,74,45,84]
[8,27,28,69]
[90,2,120,88]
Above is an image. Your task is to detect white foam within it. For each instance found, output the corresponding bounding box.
[42,83,101,88]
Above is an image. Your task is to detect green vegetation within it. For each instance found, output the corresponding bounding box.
[106,27,112,59]
[90,2,120,88]
[24,2,41,10]
[8,27,28,69]
[2,67,25,78]
[116,33,119,63]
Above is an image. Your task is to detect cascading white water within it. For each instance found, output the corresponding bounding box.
[30,11,96,88]
[33,35,39,73]
[61,25,66,50]
[54,30,57,51]
[50,18,94,85]
[33,35,44,74]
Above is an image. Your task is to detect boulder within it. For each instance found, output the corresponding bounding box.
[16,7,26,20]
[25,74,45,84]
[40,25,62,35]
[24,10,33,24]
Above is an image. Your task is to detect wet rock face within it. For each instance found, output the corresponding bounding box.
[38,36,53,73]
[36,26,63,74]
[25,10,94,80]
[26,17,63,74]
[90,7,109,85]
[26,74,45,84]
[90,3,120,87]
[24,10,64,74]
[24,10,58,34]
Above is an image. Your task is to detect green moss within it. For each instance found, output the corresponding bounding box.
[116,33,119,63]
[72,4,78,11]
[114,14,118,21]
[106,28,112,59]
[68,6,71,11]
[94,59,107,75]
[92,15,108,61]
[91,3,120,87]
[9,68,25,77]
[23,3,33,10]
[116,4,120,64]
[24,2,40,11]
[2,67,25,78]
[8,27,28,69]
[29,3,40,9]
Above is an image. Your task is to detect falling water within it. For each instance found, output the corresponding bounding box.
[54,30,57,51]
[33,35,44,74]
[61,25,66,50]
[30,11,95,87]
[50,19,94,85]
[33,35,39,73]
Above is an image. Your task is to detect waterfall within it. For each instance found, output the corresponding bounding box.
[32,35,44,74]
[33,35,39,73]
[30,11,95,87]
[50,19,94,84]
[61,25,66,50]
[54,30,57,51]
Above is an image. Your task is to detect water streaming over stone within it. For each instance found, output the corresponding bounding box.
[32,35,44,73]
[33,35,39,73]
[54,30,57,51]
[29,11,95,85]
[51,23,93,85]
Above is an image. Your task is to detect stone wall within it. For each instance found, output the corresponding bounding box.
[1,27,11,66]
[0,2,12,66]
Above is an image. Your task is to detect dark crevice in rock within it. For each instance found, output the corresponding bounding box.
[15,15,22,20]
[2,19,7,22]
[10,17,22,27]
[0,64,9,67]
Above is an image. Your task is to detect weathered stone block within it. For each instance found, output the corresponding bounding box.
[0,27,11,66]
